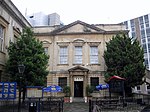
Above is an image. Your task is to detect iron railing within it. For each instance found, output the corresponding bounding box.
[89,93,150,112]
[0,97,64,112]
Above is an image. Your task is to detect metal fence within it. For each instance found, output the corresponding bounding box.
[89,93,150,112]
[0,97,64,112]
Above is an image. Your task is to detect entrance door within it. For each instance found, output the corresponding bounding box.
[74,81,83,97]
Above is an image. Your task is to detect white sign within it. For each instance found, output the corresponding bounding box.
[27,86,43,98]
[74,77,83,81]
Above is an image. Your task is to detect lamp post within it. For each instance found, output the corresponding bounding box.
[18,64,25,112]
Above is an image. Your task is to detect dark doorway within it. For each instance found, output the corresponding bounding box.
[74,81,83,97]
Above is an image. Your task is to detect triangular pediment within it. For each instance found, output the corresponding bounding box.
[68,66,89,72]
[51,20,105,35]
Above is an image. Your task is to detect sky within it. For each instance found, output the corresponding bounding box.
[11,0,150,25]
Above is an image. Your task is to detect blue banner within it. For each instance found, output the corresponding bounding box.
[0,82,17,100]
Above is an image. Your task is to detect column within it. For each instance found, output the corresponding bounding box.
[69,72,73,97]
[84,72,88,97]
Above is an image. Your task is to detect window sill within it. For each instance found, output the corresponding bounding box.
[88,64,101,66]
[73,64,83,66]
[57,64,69,66]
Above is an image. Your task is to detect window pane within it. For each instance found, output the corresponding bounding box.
[137,85,141,90]
[0,25,4,51]
[141,30,145,38]
[59,46,68,64]
[130,19,135,26]
[148,45,150,52]
[140,24,144,29]
[74,46,82,64]
[141,38,146,44]
[144,15,149,23]
[147,84,150,89]
[146,28,150,37]
[90,77,99,90]
[124,21,128,29]
[131,32,136,38]
[58,77,67,89]
[44,47,48,54]
[142,44,147,53]
[90,46,98,64]
[144,58,148,67]
[146,23,149,28]
[139,16,144,24]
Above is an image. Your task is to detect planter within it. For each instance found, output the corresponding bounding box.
[64,97,70,103]
[87,96,92,102]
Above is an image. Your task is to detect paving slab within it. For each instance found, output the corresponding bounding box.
[64,102,89,112]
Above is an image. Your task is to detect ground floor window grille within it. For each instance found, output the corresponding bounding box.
[58,77,67,89]
[90,77,99,90]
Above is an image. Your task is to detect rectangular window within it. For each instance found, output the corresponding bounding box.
[44,47,48,55]
[58,77,67,89]
[142,44,147,53]
[0,25,4,51]
[59,46,68,64]
[137,85,141,90]
[140,24,144,29]
[74,46,82,64]
[144,58,148,67]
[131,32,136,38]
[124,21,128,29]
[130,19,135,27]
[90,77,99,90]
[139,16,144,24]
[90,46,98,64]
[147,84,150,89]
[141,30,146,38]
[146,28,150,37]
[146,23,149,28]
[141,38,146,44]
[148,43,150,52]
[144,15,149,23]
[131,27,135,32]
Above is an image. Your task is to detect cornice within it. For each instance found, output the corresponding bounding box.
[1,0,31,27]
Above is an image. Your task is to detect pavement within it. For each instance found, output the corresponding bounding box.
[63,102,146,112]
[64,102,89,112]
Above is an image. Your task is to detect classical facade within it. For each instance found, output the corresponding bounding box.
[1,0,128,99]
[33,21,126,98]
[0,0,31,81]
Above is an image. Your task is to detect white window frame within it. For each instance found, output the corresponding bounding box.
[44,47,48,55]
[90,46,98,64]
[59,46,68,64]
[74,46,82,64]
[0,25,4,52]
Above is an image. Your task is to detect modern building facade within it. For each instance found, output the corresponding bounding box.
[123,14,150,70]
[27,12,61,26]
[123,14,150,94]
[48,13,61,26]
[27,12,48,26]
[33,21,126,99]
[0,0,31,81]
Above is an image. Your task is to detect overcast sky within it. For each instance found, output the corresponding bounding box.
[11,0,150,25]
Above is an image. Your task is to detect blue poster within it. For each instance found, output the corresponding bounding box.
[0,82,17,100]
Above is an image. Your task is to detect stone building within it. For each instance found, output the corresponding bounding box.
[0,0,31,81]
[1,0,127,100]
[33,20,126,99]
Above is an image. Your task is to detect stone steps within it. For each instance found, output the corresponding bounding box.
[73,97,85,102]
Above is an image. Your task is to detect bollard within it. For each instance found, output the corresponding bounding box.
[89,99,91,112]
[29,102,37,112]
